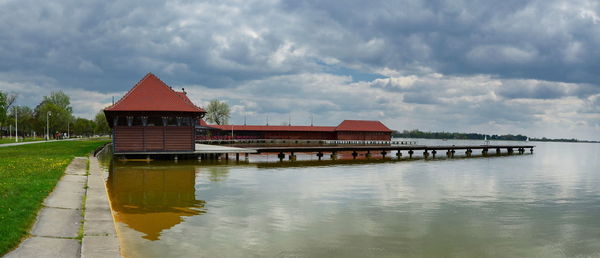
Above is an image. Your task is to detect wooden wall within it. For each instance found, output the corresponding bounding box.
[114,126,194,152]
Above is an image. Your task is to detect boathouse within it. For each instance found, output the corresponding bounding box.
[200,120,393,141]
[104,73,206,153]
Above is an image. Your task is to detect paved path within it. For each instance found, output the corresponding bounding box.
[6,156,121,258]
[82,155,120,258]
[0,138,79,148]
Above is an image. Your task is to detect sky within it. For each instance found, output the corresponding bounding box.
[1,0,599,140]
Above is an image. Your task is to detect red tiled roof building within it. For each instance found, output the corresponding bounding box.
[104,73,206,153]
[106,73,393,153]
[200,120,392,141]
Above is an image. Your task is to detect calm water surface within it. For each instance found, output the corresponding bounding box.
[101,140,600,257]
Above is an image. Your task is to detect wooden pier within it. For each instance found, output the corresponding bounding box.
[113,143,535,161]
[252,144,535,161]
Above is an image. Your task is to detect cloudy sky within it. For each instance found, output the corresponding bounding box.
[1,0,599,139]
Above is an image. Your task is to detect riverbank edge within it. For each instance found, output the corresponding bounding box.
[82,154,121,257]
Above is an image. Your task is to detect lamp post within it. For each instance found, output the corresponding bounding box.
[15,106,18,143]
[46,111,52,140]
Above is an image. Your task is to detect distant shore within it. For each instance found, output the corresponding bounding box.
[393,130,599,143]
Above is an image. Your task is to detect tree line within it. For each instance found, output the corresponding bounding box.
[393,129,529,141]
[0,90,110,139]
[393,129,598,142]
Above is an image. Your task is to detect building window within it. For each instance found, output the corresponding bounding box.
[181,117,191,126]
[147,117,162,126]
[126,116,133,126]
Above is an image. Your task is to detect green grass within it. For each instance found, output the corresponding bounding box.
[0,137,45,144]
[0,140,109,255]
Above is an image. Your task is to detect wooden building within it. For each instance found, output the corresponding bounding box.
[104,73,206,153]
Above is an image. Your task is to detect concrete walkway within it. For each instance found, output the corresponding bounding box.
[0,138,79,148]
[81,155,120,257]
[6,156,121,258]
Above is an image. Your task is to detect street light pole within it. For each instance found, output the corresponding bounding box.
[15,106,18,143]
[46,111,52,140]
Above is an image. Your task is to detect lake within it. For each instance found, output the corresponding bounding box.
[100,139,600,257]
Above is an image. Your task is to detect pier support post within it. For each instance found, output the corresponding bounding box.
[330,151,338,160]
[225,153,229,160]
[236,153,240,161]
[530,148,534,154]
[245,153,249,160]
[278,152,285,162]
[365,151,372,159]
[408,150,414,159]
[431,150,437,159]
[496,148,501,155]
[423,150,429,159]
[508,148,513,155]
[482,148,488,156]
[446,150,451,158]
[317,152,324,160]
[289,152,297,161]
[352,151,358,159]
[466,149,472,157]
[381,151,387,158]
[396,151,402,159]
[451,149,455,158]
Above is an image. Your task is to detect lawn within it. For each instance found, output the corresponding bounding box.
[0,140,109,255]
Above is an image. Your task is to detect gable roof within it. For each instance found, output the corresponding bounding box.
[105,73,205,113]
[335,120,392,132]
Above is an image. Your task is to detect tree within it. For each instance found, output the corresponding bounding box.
[73,118,94,136]
[8,106,35,137]
[94,111,111,135]
[205,99,230,125]
[0,91,17,137]
[34,91,73,138]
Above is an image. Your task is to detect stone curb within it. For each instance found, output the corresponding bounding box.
[81,155,121,258]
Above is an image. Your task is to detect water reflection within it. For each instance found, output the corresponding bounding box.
[107,161,206,240]
[101,141,600,257]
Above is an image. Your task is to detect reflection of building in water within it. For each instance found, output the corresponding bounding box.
[107,162,205,240]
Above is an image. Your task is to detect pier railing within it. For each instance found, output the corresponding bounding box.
[196,139,418,146]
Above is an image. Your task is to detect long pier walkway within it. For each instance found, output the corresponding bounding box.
[113,144,535,161]
[251,144,535,161]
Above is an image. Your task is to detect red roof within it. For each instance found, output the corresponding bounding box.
[105,73,205,113]
[335,120,392,132]
[207,124,336,132]
[201,120,392,132]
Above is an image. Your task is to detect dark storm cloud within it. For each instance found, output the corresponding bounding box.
[280,0,600,84]
[3,0,600,91]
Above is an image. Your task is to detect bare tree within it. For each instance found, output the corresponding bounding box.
[0,92,17,137]
[205,99,230,125]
